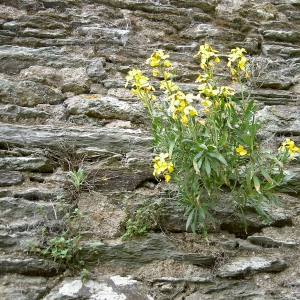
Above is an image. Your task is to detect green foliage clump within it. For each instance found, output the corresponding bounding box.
[125,43,300,237]
[122,202,163,239]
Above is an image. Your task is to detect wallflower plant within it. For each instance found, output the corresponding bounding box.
[125,43,299,237]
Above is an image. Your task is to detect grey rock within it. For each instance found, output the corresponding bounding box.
[0,46,88,74]
[0,197,65,226]
[86,58,107,82]
[64,95,145,124]
[0,104,50,121]
[88,168,153,192]
[263,30,300,43]
[0,78,64,107]
[13,188,58,201]
[0,171,24,187]
[217,256,287,278]
[0,124,152,153]
[247,235,297,248]
[44,276,153,300]
[256,105,300,136]
[0,274,51,300]
[0,257,65,276]
[246,89,299,105]
[157,195,292,237]
[0,157,53,172]
[262,43,300,58]
[80,233,216,267]
[19,66,91,95]
[21,28,67,39]
[151,276,213,284]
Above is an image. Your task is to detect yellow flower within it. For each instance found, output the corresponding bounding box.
[238,57,247,70]
[202,99,212,107]
[279,139,300,160]
[228,47,248,77]
[153,69,159,76]
[164,60,171,67]
[146,50,170,67]
[195,73,211,83]
[228,47,247,64]
[164,174,171,182]
[160,80,179,92]
[184,105,197,116]
[229,68,237,75]
[236,145,247,156]
[194,43,220,70]
[164,71,171,79]
[220,86,235,96]
[181,114,188,125]
[152,152,174,182]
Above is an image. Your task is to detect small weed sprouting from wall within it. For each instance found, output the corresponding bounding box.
[32,197,97,277]
[122,201,164,239]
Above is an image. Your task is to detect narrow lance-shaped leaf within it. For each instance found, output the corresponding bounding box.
[209,152,228,166]
[253,175,261,194]
[204,158,211,177]
[259,166,273,185]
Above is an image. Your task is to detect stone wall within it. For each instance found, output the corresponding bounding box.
[0,0,300,299]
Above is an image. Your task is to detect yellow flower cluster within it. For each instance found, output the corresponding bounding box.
[146,49,172,77]
[236,145,247,156]
[145,49,198,126]
[279,139,300,160]
[152,153,174,182]
[167,91,197,126]
[197,83,235,111]
[194,43,220,70]
[125,68,156,102]
[227,47,249,79]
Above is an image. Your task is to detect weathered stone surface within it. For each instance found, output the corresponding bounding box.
[88,168,153,192]
[217,256,287,278]
[86,58,107,82]
[256,105,300,139]
[13,188,58,201]
[0,78,64,107]
[0,257,65,276]
[0,104,50,122]
[44,276,153,300]
[19,66,91,94]
[0,171,24,187]
[248,235,297,248]
[0,197,64,225]
[80,233,216,267]
[0,124,152,153]
[64,95,145,124]
[263,30,300,43]
[0,46,88,74]
[0,157,53,172]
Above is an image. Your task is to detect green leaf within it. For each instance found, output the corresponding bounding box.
[198,143,208,150]
[208,152,228,166]
[204,158,211,177]
[253,175,261,194]
[259,167,273,185]
[186,209,195,231]
[245,99,254,115]
[239,206,248,234]
[252,201,270,224]
[246,169,252,192]
[193,151,204,173]
[168,139,176,158]
[205,210,216,228]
